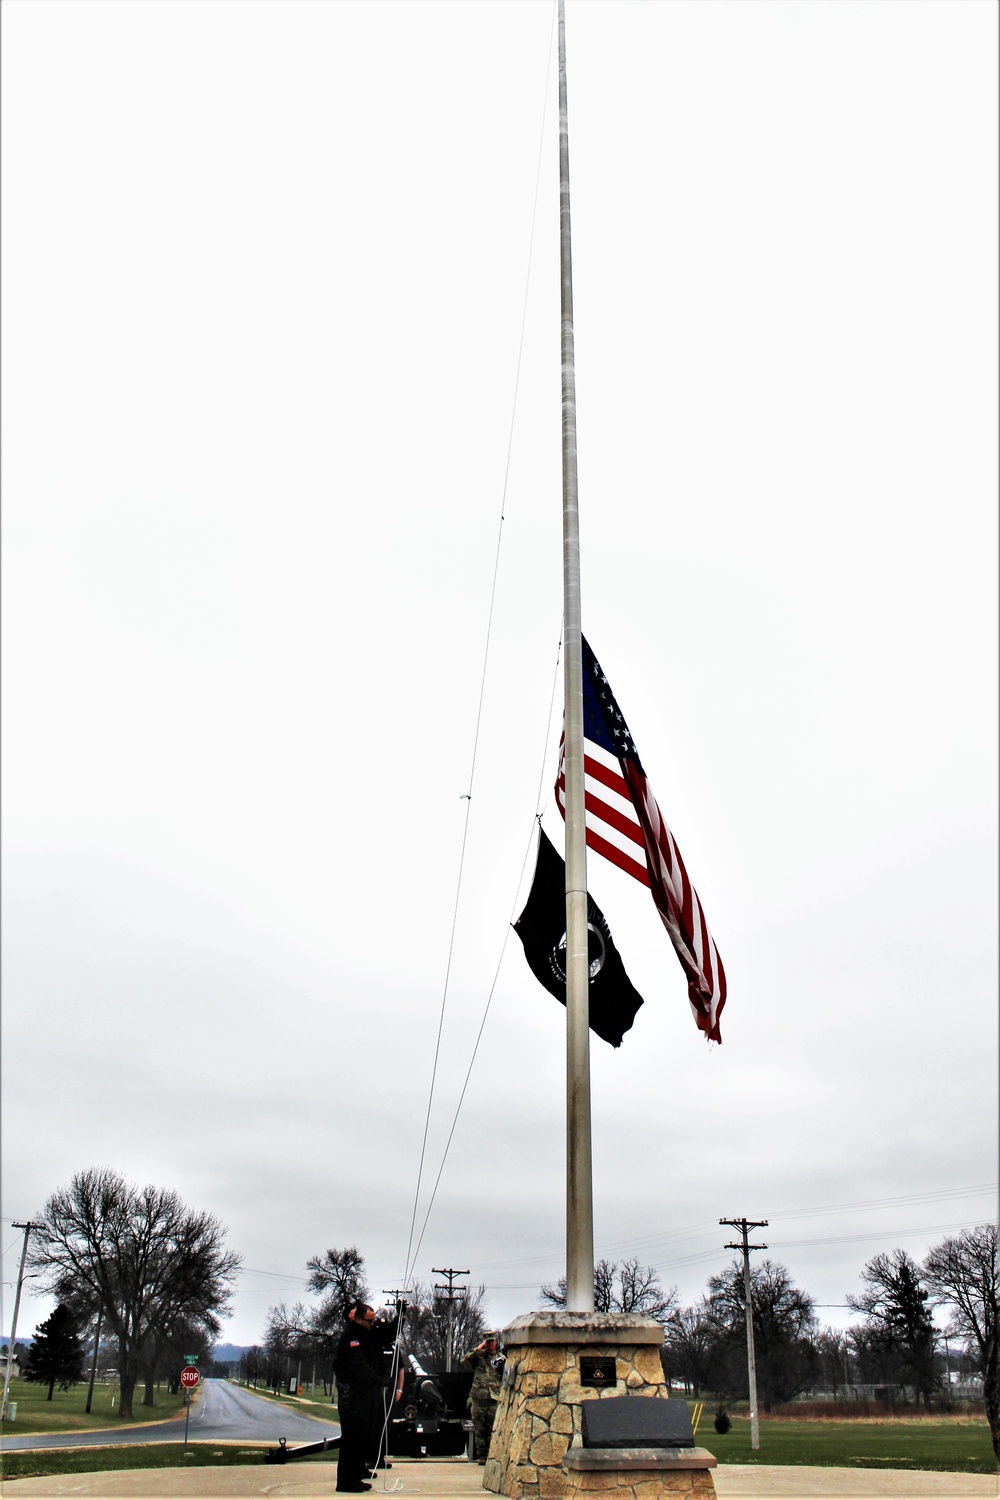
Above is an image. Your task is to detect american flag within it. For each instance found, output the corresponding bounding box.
[556,637,727,1042]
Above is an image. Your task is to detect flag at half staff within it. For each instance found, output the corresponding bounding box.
[514,828,644,1048]
[555,637,727,1043]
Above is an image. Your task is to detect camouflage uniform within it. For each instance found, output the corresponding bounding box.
[463,1340,504,1462]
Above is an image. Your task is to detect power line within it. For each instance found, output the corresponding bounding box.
[230,1204,994,1310]
[240,1267,310,1284]
[469,1184,996,1273]
[767,1183,997,1222]
[767,1218,985,1251]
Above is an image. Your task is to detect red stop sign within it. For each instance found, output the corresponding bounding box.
[180,1365,200,1390]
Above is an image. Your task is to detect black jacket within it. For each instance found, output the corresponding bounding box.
[334,1324,379,1389]
[334,1312,401,1389]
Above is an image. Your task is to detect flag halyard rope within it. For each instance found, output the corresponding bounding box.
[405,631,563,1279]
[401,7,557,1294]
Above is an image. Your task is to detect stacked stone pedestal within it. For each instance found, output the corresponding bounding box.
[563,1446,717,1499]
[483,1312,716,1500]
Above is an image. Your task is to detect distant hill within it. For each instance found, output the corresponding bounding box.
[211,1343,251,1364]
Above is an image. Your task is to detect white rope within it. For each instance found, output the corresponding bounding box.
[401,2,557,1294]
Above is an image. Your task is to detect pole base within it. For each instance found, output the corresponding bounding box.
[484,1312,713,1499]
[564,1446,717,1499]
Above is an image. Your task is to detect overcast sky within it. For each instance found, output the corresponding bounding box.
[2,0,997,1351]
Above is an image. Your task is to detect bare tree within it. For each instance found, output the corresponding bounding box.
[924,1224,998,1458]
[617,1259,677,1322]
[29,1168,241,1419]
[815,1327,853,1398]
[239,1345,264,1388]
[263,1248,369,1401]
[705,1258,818,1410]
[846,1249,938,1408]
[306,1246,368,1332]
[541,1258,676,1325]
[847,1318,904,1401]
[404,1280,488,1368]
[662,1304,716,1396]
[144,1313,219,1397]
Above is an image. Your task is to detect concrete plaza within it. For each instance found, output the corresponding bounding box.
[1,1458,995,1499]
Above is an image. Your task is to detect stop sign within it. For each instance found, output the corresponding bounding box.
[180,1365,200,1390]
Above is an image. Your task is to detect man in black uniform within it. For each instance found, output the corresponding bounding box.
[334,1301,404,1492]
[334,1303,381,1492]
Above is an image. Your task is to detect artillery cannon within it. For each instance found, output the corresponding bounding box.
[389,1353,474,1458]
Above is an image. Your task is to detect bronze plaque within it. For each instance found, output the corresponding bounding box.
[578,1355,616,1389]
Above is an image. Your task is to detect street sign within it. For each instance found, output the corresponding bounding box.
[180,1365,201,1390]
[184,1354,199,1364]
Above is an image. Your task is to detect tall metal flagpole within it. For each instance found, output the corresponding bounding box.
[558,0,594,1315]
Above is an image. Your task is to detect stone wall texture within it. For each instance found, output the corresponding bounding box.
[484,1330,690,1500]
[563,1466,717,1499]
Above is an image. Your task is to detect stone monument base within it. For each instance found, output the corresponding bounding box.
[563,1445,717,1499]
[484,1312,715,1500]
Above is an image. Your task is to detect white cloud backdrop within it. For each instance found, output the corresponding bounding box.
[2,0,996,1345]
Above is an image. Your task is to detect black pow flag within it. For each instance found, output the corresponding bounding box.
[513,829,644,1047]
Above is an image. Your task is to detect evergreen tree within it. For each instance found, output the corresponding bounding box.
[847,1249,938,1408]
[22,1304,85,1400]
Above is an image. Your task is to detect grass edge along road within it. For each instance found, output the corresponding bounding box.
[0,1445,272,1483]
[237,1384,338,1423]
[0,1377,188,1435]
[1,1419,995,1484]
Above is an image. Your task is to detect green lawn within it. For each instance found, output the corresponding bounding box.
[0,1376,187,1434]
[0,1445,269,1484]
[695,1416,996,1475]
[1,1406,994,1483]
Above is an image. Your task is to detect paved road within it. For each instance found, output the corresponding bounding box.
[0,1379,340,1452]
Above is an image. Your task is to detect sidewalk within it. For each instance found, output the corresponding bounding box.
[1,1458,996,1500]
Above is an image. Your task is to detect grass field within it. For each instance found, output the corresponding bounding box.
[694,1416,995,1474]
[0,1444,269,1483]
[1,1402,994,1483]
[0,1377,187,1435]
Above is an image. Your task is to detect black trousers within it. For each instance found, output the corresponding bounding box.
[337,1384,380,1490]
[372,1381,393,1467]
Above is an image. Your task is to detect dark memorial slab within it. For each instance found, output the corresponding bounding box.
[581,1396,695,1449]
[578,1355,616,1389]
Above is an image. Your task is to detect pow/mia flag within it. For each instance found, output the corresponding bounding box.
[513,828,644,1048]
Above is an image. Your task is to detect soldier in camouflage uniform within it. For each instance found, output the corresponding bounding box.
[462,1332,504,1464]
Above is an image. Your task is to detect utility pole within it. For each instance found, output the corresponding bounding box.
[720,1218,768,1452]
[432,1268,469,1373]
[2,1221,42,1422]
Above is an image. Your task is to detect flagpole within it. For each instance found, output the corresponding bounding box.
[557,0,594,1315]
